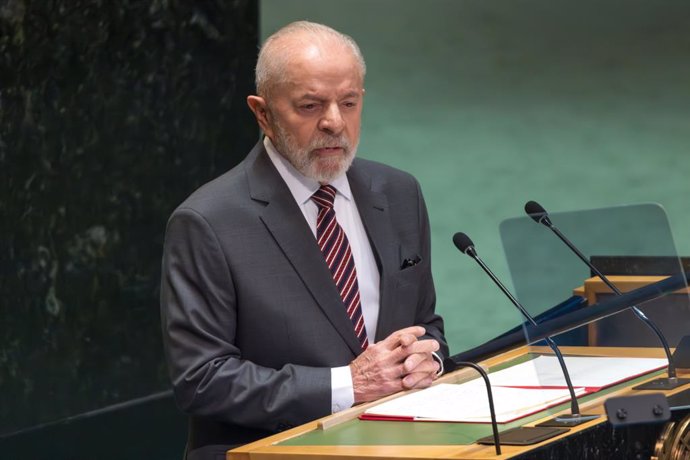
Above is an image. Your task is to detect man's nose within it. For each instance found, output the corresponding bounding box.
[318,103,345,135]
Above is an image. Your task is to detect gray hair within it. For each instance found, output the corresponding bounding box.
[255,21,366,98]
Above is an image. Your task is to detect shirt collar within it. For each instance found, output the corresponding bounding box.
[263,136,353,204]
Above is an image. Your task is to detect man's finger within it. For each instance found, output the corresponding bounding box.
[379,326,426,349]
[402,372,435,390]
[404,355,440,375]
[398,333,417,348]
[403,352,428,373]
[393,339,439,366]
[402,338,440,355]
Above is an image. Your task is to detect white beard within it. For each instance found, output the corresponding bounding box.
[271,121,358,183]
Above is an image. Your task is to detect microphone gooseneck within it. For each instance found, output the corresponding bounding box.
[524,201,678,381]
[453,232,586,419]
[444,358,502,455]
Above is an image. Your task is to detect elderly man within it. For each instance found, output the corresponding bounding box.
[160,21,448,460]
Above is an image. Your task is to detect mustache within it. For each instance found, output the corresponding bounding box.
[308,135,352,151]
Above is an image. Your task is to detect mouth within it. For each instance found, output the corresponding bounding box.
[313,146,344,156]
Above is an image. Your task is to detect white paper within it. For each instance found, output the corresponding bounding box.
[364,381,586,423]
[363,355,667,424]
[486,355,667,388]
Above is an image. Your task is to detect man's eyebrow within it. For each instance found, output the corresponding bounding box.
[296,91,362,101]
[297,93,323,101]
[341,91,361,99]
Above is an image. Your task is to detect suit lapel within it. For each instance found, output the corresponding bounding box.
[347,164,400,343]
[246,144,364,355]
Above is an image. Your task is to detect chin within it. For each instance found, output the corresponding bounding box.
[310,155,354,183]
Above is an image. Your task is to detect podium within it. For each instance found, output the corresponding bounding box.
[228,345,690,459]
[231,203,690,458]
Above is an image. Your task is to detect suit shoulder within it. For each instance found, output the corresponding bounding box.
[184,165,246,205]
[170,157,253,224]
[351,157,420,188]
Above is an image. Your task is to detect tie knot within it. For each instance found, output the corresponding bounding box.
[311,185,337,210]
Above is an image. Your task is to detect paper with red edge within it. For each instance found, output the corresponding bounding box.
[361,382,588,424]
[360,356,667,424]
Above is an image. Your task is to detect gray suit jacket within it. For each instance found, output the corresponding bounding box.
[160,141,448,456]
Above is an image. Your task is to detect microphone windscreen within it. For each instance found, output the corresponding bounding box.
[525,200,548,222]
[453,232,474,253]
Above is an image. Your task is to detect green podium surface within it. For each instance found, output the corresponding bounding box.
[229,346,684,459]
[279,372,661,447]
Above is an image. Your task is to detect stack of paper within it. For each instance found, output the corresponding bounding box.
[485,355,667,390]
[361,355,666,424]
[361,382,587,423]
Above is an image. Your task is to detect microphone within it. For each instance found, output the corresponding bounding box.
[453,232,599,427]
[524,200,690,391]
[443,358,501,454]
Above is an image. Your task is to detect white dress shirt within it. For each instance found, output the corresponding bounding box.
[264,137,380,413]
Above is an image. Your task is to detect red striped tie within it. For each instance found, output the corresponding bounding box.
[311,185,369,350]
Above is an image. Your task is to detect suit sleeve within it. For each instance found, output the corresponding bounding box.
[413,180,450,360]
[160,207,331,433]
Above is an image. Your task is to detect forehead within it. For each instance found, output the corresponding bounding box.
[277,39,363,96]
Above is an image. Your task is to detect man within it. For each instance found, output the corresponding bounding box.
[160,21,448,460]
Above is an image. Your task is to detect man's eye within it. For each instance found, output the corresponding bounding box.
[301,103,318,111]
[343,101,357,108]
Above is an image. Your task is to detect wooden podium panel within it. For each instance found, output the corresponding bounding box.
[574,276,690,347]
[228,345,690,459]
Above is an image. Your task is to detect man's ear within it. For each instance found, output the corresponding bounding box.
[247,95,274,139]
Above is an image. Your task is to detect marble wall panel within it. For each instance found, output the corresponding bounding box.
[0,0,258,434]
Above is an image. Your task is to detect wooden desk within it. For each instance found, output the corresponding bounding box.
[228,346,689,459]
[573,276,690,346]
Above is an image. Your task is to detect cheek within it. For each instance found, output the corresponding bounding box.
[345,114,362,136]
[295,129,316,148]
[283,118,316,144]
